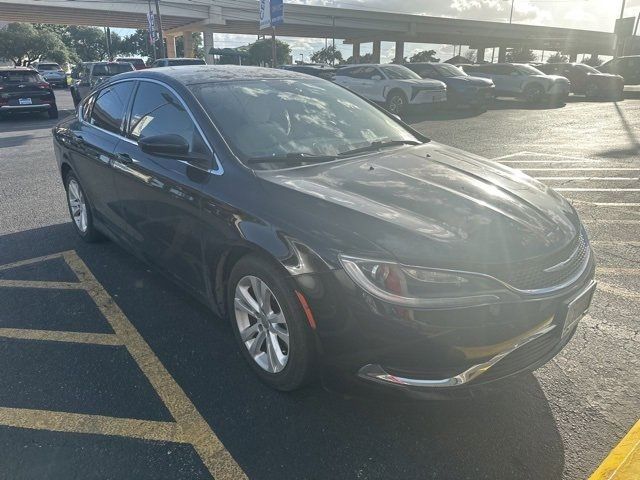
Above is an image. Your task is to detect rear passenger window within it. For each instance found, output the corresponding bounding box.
[128,82,208,155]
[90,82,133,134]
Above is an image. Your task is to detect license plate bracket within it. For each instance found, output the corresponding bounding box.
[561,282,596,338]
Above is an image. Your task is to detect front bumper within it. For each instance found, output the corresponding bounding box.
[0,104,53,112]
[411,89,447,105]
[293,255,595,396]
[548,82,571,96]
[450,86,496,106]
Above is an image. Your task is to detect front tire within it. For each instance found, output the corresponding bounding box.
[523,84,545,104]
[228,254,316,391]
[386,90,408,116]
[64,172,101,242]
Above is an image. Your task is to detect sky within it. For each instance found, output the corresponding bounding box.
[123,0,640,62]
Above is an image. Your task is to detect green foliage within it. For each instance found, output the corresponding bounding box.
[246,38,291,66]
[546,52,569,63]
[408,50,440,63]
[0,23,70,66]
[344,52,374,64]
[505,48,537,63]
[583,54,603,67]
[310,46,342,65]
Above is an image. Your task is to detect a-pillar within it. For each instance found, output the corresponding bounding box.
[477,47,485,62]
[394,41,404,64]
[372,40,381,63]
[569,52,578,62]
[183,31,194,58]
[165,35,176,58]
[352,42,360,64]
[497,46,506,63]
[203,30,214,64]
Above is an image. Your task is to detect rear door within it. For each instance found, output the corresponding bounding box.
[68,81,136,235]
[112,80,212,292]
[492,65,521,94]
[0,70,55,110]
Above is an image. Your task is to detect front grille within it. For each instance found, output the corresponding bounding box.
[472,330,559,383]
[489,230,589,291]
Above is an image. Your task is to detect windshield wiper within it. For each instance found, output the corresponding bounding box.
[338,140,422,158]
[246,152,337,165]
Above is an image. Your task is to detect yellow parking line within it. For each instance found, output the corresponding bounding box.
[597,282,640,300]
[597,268,640,275]
[0,251,71,272]
[0,279,84,290]
[589,420,640,480]
[0,328,122,346]
[0,406,183,443]
[61,251,247,479]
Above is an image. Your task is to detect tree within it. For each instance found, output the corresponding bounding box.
[118,29,149,58]
[344,52,374,64]
[505,47,537,63]
[246,38,291,66]
[408,50,440,63]
[583,54,603,67]
[310,45,342,65]
[63,26,110,61]
[463,49,476,63]
[0,23,70,66]
[546,52,568,63]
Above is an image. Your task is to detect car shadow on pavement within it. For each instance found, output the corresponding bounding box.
[488,98,566,111]
[0,223,566,480]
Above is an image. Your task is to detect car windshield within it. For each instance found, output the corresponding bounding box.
[189,78,420,169]
[0,71,42,83]
[431,64,467,77]
[380,65,421,80]
[575,64,600,74]
[92,63,133,76]
[515,64,545,75]
[38,64,61,71]
[168,59,206,66]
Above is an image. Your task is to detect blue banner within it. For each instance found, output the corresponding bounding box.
[270,0,284,27]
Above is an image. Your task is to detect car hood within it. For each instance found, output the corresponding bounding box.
[446,76,494,87]
[257,143,580,269]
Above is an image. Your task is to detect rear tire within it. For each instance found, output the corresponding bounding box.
[228,254,316,391]
[64,172,102,242]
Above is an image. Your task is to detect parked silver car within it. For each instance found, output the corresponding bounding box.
[462,63,570,104]
[334,64,447,115]
[33,62,67,88]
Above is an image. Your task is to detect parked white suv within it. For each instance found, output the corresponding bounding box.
[334,64,446,115]
[462,63,570,104]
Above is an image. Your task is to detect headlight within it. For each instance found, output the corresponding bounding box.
[339,255,502,309]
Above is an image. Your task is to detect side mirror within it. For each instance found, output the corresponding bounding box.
[138,134,190,157]
[371,75,382,80]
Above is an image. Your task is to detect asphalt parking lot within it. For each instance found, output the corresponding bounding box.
[0,88,639,479]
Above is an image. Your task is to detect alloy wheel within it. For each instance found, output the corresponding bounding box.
[67,179,88,233]
[388,94,404,114]
[234,275,290,373]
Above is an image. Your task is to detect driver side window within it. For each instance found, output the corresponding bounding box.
[128,82,209,156]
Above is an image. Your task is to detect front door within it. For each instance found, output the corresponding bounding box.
[112,80,213,293]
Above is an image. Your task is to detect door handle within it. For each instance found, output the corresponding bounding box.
[115,152,133,164]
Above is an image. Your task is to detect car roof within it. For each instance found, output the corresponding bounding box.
[159,57,205,61]
[110,65,312,86]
